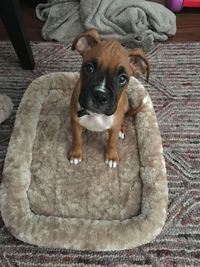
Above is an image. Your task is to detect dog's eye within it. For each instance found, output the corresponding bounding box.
[118,74,128,85]
[84,63,94,74]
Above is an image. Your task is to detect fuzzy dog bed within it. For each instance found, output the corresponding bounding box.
[0,72,168,251]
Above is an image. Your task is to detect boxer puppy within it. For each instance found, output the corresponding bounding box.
[68,29,149,168]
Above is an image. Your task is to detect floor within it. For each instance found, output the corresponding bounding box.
[0,4,200,42]
[0,3,199,266]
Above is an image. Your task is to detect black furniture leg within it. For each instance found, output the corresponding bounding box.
[0,0,35,69]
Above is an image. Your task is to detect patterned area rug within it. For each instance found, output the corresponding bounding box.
[0,42,199,266]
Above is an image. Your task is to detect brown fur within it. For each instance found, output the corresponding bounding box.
[69,29,149,165]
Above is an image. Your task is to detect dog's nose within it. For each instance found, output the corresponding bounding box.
[93,90,108,104]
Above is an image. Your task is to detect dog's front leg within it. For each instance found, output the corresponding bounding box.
[68,119,83,165]
[105,128,120,168]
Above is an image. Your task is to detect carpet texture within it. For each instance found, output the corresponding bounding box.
[0,42,199,265]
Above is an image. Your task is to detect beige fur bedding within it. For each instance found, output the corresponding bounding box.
[0,72,168,251]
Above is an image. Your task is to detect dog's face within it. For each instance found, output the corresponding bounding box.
[72,29,149,116]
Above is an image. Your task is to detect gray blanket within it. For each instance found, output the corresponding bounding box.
[36,0,176,51]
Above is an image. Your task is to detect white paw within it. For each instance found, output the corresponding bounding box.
[70,158,82,165]
[118,131,125,140]
[142,95,149,104]
[105,160,118,169]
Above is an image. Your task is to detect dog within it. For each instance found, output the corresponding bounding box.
[68,29,149,168]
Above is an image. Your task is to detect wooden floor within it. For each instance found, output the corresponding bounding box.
[0,4,200,42]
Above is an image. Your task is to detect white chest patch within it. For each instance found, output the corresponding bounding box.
[78,113,114,132]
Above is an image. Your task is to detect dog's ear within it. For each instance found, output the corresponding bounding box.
[128,48,150,81]
[72,29,100,53]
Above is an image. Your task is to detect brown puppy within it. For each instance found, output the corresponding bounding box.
[68,29,149,168]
